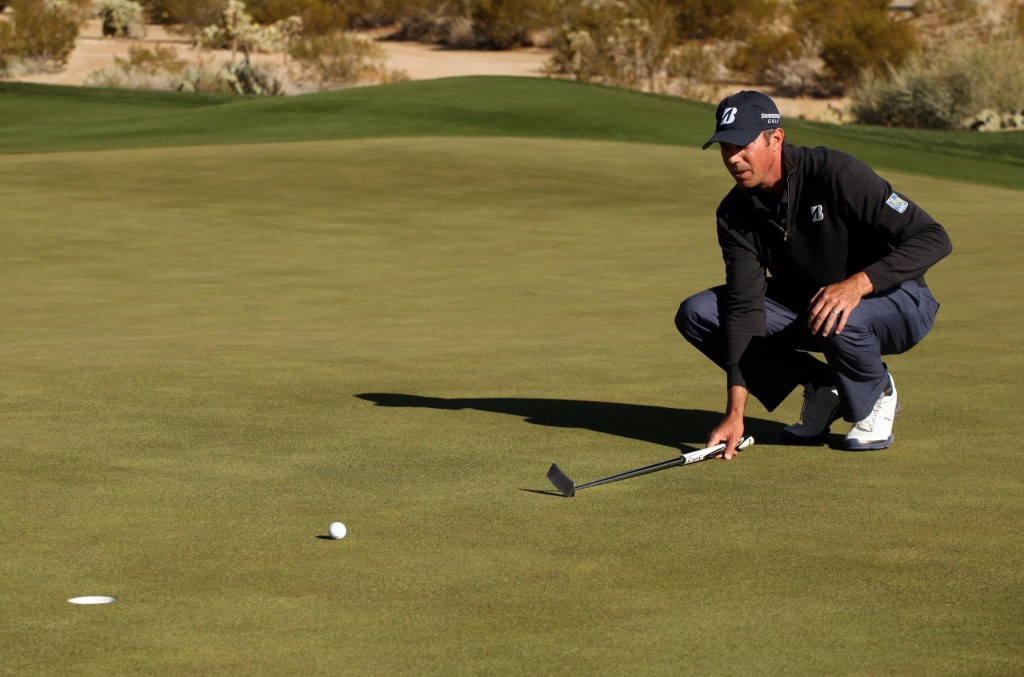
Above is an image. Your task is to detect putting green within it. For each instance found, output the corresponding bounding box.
[1,129,1022,672]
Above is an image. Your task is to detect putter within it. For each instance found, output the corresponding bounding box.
[546,436,755,498]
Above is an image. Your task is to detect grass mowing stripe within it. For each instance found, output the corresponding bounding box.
[1,77,1022,190]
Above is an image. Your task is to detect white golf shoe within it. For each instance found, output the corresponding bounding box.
[845,374,899,451]
[780,383,841,444]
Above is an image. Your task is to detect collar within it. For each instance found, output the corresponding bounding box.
[743,143,795,217]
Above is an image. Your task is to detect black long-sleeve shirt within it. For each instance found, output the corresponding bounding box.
[716,143,953,389]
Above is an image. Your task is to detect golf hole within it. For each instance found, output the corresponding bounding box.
[68,596,118,605]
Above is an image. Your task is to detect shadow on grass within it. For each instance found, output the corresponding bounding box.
[355,393,785,451]
[357,393,789,498]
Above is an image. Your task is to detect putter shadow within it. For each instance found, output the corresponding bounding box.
[355,392,786,450]
[519,488,565,498]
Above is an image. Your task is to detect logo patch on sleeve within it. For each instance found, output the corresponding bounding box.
[886,193,910,213]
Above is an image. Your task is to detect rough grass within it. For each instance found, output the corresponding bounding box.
[1,80,1022,674]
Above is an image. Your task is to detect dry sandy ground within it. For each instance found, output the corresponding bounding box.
[9,20,552,85]
[8,20,845,123]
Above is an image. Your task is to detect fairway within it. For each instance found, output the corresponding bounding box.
[2,79,1023,674]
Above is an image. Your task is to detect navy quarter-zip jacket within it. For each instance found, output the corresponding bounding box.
[715,143,953,389]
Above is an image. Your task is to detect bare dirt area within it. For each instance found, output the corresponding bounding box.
[8,20,552,85]
[8,20,846,123]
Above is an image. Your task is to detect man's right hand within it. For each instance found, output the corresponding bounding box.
[708,385,749,459]
[707,416,746,459]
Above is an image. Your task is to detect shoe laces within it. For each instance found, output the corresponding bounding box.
[855,397,885,432]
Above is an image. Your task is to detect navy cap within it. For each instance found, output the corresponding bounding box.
[702,91,782,150]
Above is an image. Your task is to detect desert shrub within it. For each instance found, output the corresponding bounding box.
[793,0,917,89]
[470,0,556,49]
[606,12,675,89]
[177,60,234,91]
[222,56,284,93]
[142,0,224,32]
[84,43,284,95]
[729,20,803,87]
[86,66,177,88]
[343,0,395,29]
[911,0,977,21]
[99,0,146,37]
[85,44,186,87]
[0,20,14,75]
[670,0,779,41]
[377,0,554,49]
[177,57,284,93]
[200,0,288,53]
[661,40,727,100]
[122,43,187,72]
[0,0,82,67]
[850,34,1024,129]
[245,0,345,36]
[727,0,919,96]
[384,0,462,43]
[289,29,405,88]
[547,0,677,91]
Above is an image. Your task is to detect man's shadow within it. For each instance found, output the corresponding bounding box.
[355,393,785,452]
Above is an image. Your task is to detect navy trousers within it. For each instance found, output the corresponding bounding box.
[675,280,939,422]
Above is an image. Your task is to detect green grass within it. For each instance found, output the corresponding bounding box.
[2,77,1023,189]
[1,79,1022,674]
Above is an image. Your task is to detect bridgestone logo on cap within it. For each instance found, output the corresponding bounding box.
[761,114,780,121]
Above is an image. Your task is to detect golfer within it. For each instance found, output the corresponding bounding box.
[677,90,952,456]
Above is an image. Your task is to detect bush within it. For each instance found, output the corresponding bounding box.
[671,0,779,41]
[661,40,726,100]
[99,0,146,38]
[383,0,462,44]
[850,35,1024,129]
[0,0,82,67]
[245,0,346,36]
[470,0,556,49]
[289,29,406,89]
[727,0,919,96]
[199,0,287,53]
[85,44,186,87]
[0,21,15,76]
[547,0,677,91]
[729,22,805,90]
[793,0,917,89]
[343,0,396,29]
[85,44,285,94]
[141,0,224,33]
[221,56,284,94]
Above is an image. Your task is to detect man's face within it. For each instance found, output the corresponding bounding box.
[719,129,784,191]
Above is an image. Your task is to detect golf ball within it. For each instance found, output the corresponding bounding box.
[328,522,347,540]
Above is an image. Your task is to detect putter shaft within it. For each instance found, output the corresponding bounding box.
[547,436,754,498]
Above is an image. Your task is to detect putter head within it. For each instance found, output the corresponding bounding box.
[546,464,576,498]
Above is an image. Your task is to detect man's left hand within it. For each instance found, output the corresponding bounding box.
[808,272,874,336]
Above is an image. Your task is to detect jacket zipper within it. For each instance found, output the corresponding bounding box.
[765,216,788,242]
[766,168,795,243]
